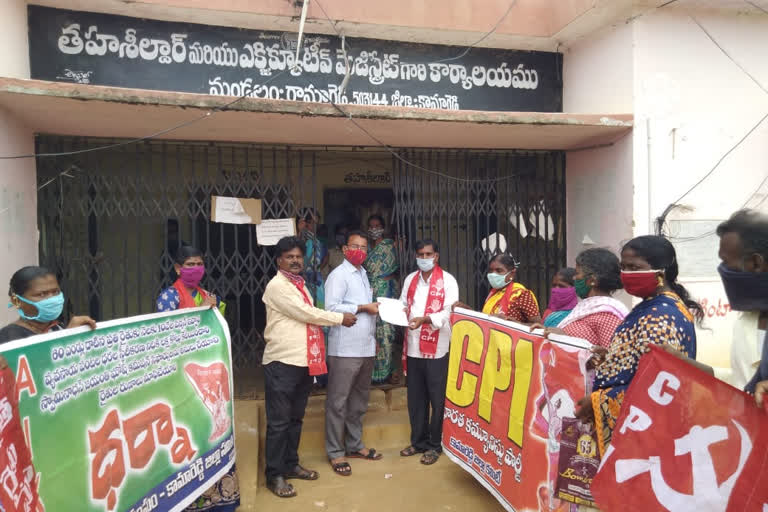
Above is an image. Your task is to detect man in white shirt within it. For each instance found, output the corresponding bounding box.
[715,209,768,406]
[714,311,765,389]
[397,239,459,465]
[324,230,382,476]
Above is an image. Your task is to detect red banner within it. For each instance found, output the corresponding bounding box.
[443,310,592,512]
[591,345,768,512]
[0,366,42,512]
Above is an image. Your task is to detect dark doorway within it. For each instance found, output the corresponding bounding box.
[323,188,395,236]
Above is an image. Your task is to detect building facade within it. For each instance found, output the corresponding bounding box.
[0,0,766,387]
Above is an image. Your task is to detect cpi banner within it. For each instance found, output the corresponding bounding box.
[443,309,593,512]
[591,345,768,512]
[0,307,235,512]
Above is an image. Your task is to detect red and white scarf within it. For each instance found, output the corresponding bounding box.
[279,270,327,376]
[403,266,445,373]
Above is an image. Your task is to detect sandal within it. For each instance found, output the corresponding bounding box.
[329,459,352,476]
[420,449,440,465]
[285,464,319,480]
[347,448,383,460]
[399,445,424,457]
[267,476,296,498]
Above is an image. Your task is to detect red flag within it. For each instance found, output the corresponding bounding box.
[591,345,768,512]
[0,366,42,512]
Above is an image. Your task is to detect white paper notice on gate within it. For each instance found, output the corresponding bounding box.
[256,218,297,246]
[211,196,262,224]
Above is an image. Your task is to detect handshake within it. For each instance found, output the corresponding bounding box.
[340,302,380,327]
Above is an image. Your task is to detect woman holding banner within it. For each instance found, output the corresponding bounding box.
[156,246,240,512]
[453,253,542,324]
[0,266,96,344]
[536,248,629,348]
[576,236,701,457]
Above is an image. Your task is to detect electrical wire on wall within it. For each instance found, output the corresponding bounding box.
[656,9,768,238]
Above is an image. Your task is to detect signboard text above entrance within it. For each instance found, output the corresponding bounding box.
[28,6,563,112]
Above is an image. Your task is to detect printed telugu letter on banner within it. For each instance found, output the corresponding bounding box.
[0,307,235,512]
[442,309,593,512]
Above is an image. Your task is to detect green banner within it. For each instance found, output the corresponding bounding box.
[0,307,235,512]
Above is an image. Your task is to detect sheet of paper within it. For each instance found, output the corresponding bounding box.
[256,218,296,246]
[377,297,409,327]
[211,196,262,224]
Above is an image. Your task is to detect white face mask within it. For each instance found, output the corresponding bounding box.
[416,257,435,272]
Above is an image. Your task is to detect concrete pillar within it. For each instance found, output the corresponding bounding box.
[0,107,37,324]
[0,0,31,79]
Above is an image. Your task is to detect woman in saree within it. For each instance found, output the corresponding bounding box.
[575,236,701,457]
[541,267,577,328]
[363,214,401,384]
[297,208,328,309]
[156,245,240,512]
[454,253,542,324]
[535,248,629,348]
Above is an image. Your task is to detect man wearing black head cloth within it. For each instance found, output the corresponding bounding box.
[716,209,768,408]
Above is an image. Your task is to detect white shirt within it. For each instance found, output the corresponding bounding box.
[399,269,459,359]
[714,311,765,389]
[324,259,376,357]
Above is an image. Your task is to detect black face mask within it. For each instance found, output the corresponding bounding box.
[717,263,768,311]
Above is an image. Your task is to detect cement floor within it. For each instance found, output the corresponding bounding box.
[248,450,505,512]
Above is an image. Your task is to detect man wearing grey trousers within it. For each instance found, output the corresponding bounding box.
[323,230,383,476]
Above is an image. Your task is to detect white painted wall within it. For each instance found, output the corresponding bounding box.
[0,108,38,325]
[0,0,31,78]
[563,22,635,265]
[633,6,768,371]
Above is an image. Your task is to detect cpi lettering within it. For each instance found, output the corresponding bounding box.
[445,319,533,447]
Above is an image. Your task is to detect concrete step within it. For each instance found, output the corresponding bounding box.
[257,387,412,456]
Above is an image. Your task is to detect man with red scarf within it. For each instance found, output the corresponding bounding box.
[398,239,459,465]
[261,236,357,498]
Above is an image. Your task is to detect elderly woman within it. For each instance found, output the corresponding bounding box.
[538,248,629,348]
[363,214,401,384]
[541,267,578,327]
[454,253,542,324]
[576,236,701,457]
[0,266,95,343]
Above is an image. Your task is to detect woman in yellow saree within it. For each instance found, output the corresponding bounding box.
[455,254,542,324]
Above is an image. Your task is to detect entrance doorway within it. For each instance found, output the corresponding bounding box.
[323,188,395,236]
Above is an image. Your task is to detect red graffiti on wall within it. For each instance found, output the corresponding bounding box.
[698,298,732,319]
[88,403,197,511]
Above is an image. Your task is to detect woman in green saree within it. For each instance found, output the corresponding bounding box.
[364,215,401,385]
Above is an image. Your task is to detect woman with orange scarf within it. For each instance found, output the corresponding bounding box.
[454,254,542,324]
[156,245,239,512]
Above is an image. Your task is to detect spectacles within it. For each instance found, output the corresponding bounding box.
[347,244,368,251]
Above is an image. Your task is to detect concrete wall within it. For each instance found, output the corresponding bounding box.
[0,0,35,325]
[633,7,768,369]
[0,0,30,79]
[0,108,37,325]
[563,23,635,264]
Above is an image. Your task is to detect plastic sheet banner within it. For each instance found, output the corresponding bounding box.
[443,309,593,512]
[0,307,234,512]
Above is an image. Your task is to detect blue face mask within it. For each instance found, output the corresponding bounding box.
[13,292,65,322]
[487,272,511,289]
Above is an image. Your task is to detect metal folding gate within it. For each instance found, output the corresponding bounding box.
[392,149,567,309]
[36,137,565,395]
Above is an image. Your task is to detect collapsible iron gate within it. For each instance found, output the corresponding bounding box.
[392,150,567,309]
[36,137,565,395]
